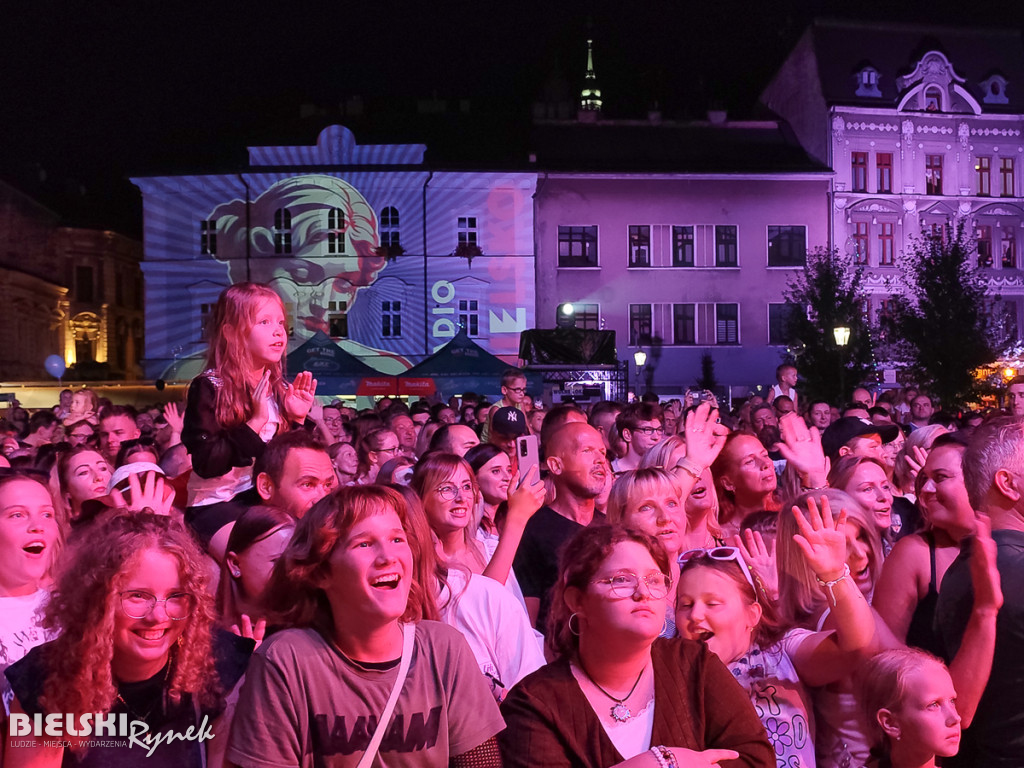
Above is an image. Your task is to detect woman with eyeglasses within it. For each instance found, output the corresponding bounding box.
[353,427,400,485]
[411,453,490,573]
[4,510,253,767]
[675,494,876,768]
[499,524,774,768]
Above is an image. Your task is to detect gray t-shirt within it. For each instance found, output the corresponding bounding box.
[227,621,504,768]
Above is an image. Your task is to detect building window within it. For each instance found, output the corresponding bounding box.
[977,157,992,196]
[853,221,870,265]
[382,300,402,338]
[458,299,479,336]
[200,219,218,255]
[876,153,893,193]
[274,208,292,254]
[715,225,738,267]
[558,225,598,267]
[200,303,214,341]
[76,265,95,303]
[767,226,806,267]
[115,272,124,306]
[380,206,401,247]
[977,226,993,267]
[1003,231,1016,269]
[628,225,651,267]
[629,304,652,345]
[457,217,478,247]
[856,67,882,98]
[326,208,346,254]
[556,303,600,330]
[672,304,696,345]
[715,304,739,345]
[878,222,895,265]
[672,226,694,267]
[924,86,942,111]
[852,152,868,192]
[768,303,800,346]
[1001,158,1015,197]
[327,301,348,339]
[929,221,950,244]
[926,155,943,195]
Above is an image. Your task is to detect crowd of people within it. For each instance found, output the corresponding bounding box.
[0,282,1022,768]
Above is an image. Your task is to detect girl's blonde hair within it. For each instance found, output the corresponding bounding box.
[200,282,288,428]
[776,488,882,627]
[856,648,950,756]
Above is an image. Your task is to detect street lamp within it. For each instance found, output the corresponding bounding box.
[634,349,647,398]
[833,326,850,403]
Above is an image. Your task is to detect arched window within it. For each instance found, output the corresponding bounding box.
[380,206,401,247]
[924,86,942,112]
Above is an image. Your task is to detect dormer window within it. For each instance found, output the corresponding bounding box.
[981,75,1009,105]
[856,66,882,98]
[925,86,943,112]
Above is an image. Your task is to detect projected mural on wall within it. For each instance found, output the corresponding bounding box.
[132,126,537,383]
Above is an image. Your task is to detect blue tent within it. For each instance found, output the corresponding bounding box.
[401,329,540,398]
[286,331,380,395]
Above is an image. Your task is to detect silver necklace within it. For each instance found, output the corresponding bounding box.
[579,662,645,723]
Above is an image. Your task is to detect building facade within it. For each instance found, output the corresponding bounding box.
[762,20,1024,341]
[531,119,831,394]
[131,125,537,386]
[0,181,144,381]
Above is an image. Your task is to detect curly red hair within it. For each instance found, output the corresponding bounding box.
[40,511,220,715]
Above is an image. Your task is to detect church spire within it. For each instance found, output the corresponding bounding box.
[580,38,602,112]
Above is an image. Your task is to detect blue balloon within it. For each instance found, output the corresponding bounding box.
[44,354,66,378]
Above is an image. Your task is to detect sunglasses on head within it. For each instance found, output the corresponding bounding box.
[678,546,759,599]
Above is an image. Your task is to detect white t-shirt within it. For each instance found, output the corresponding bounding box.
[0,589,55,715]
[439,570,546,702]
[728,629,817,767]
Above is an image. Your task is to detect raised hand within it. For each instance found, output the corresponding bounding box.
[110,471,175,516]
[731,529,778,600]
[230,614,268,649]
[904,444,929,485]
[248,369,272,432]
[284,370,318,423]
[970,514,1003,614]
[506,465,546,525]
[162,401,184,434]
[682,402,730,471]
[777,412,829,487]
[791,495,848,582]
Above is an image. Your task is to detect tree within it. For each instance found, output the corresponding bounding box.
[881,220,1013,409]
[783,247,876,405]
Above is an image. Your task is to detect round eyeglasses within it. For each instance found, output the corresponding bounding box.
[435,481,475,501]
[590,572,672,599]
[120,590,195,620]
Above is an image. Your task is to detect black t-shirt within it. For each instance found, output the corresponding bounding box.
[512,505,606,632]
[6,629,253,768]
[935,529,1024,768]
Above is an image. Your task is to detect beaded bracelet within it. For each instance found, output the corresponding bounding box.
[649,746,669,768]
[815,564,851,606]
[656,745,678,768]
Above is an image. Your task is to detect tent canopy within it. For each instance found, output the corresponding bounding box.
[402,329,539,398]
[286,331,380,395]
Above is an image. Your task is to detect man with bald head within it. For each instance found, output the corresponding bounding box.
[512,421,609,629]
[427,423,480,457]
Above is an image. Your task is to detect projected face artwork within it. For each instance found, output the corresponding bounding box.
[209,175,386,337]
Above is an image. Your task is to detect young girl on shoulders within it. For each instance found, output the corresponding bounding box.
[182,283,316,560]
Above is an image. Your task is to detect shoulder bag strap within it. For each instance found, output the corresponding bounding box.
[356,622,416,768]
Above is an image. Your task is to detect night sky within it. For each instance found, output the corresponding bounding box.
[4,0,1023,235]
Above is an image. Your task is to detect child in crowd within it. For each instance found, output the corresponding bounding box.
[182,283,316,560]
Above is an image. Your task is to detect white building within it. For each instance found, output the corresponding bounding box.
[762,19,1024,339]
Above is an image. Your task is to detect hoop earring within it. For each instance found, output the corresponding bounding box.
[568,613,581,636]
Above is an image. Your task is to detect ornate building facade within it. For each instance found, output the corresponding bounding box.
[762,20,1024,340]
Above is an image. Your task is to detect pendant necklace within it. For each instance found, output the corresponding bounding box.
[579,662,646,723]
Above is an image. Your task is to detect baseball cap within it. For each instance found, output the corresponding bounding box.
[821,417,901,461]
[491,406,529,436]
